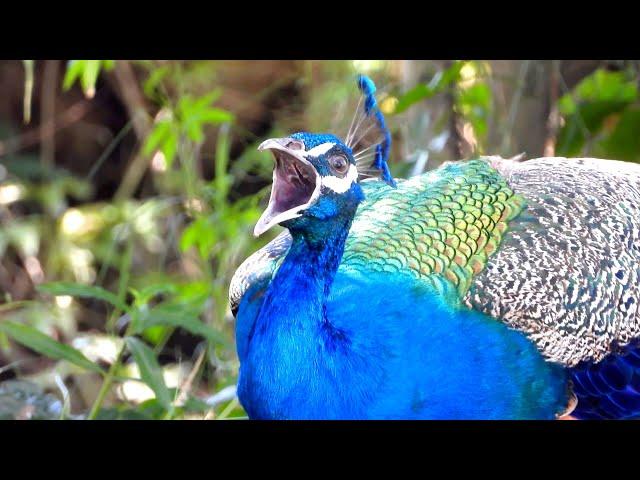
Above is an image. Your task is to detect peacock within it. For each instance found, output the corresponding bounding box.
[229,74,640,420]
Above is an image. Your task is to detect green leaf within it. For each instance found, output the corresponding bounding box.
[185,120,204,143]
[131,283,177,306]
[143,119,179,167]
[556,101,632,157]
[458,82,492,139]
[37,282,127,312]
[62,60,113,98]
[192,89,223,110]
[0,321,102,373]
[563,69,638,114]
[63,60,84,91]
[393,61,465,114]
[133,304,229,347]
[556,116,586,157]
[141,324,169,345]
[598,107,640,162]
[161,129,178,167]
[179,217,217,259]
[199,108,234,124]
[182,395,212,413]
[143,65,171,99]
[81,60,101,97]
[393,83,440,115]
[124,337,173,411]
[143,120,172,156]
[556,68,639,156]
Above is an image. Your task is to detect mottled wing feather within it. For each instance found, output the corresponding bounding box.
[465,157,640,366]
[229,231,290,316]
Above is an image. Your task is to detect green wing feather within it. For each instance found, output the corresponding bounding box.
[343,160,524,297]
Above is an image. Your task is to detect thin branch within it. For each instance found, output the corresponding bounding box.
[111,61,152,140]
[110,61,154,201]
[40,60,61,167]
[500,60,530,155]
[446,64,464,159]
[544,60,561,157]
[0,100,92,158]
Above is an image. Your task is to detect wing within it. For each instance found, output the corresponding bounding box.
[465,157,640,366]
[229,230,290,317]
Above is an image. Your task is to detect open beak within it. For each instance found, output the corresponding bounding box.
[254,138,321,237]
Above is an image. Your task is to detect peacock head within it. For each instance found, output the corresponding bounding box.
[253,74,395,238]
[254,132,364,237]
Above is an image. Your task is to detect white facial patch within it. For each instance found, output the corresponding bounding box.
[321,164,359,193]
[304,142,359,194]
[305,142,336,157]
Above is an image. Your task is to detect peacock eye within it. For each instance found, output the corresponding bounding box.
[328,155,349,176]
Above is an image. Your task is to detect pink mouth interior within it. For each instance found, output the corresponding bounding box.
[270,150,317,216]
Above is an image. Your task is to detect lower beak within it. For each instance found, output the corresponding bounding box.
[254,138,321,237]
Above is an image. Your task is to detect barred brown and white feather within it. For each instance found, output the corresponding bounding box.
[465,157,640,366]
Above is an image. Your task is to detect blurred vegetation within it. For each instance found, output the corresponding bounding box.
[1,60,639,420]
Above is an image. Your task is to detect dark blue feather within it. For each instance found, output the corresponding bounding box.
[571,339,640,419]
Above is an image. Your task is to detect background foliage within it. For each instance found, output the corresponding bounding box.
[0,60,639,419]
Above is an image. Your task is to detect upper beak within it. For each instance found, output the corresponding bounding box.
[254,138,321,237]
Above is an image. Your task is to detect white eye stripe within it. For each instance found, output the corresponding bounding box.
[321,164,359,193]
[306,142,336,157]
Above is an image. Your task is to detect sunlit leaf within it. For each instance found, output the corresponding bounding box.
[0,321,102,373]
[81,60,101,98]
[124,337,173,411]
[143,65,171,99]
[133,304,230,347]
[559,69,638,116]
[131,283,178,306]
[598,107,640,162]
[161,129,178,167]
[180,217,217,259]
[62,60,114,98]
[458,82,492,139]
[63,60,84,91]
[185,120,204,143]
[143,120,172,156]
[37,282,127,312]
[192,89,223,110]
[393,61,465,114]
[199,108,234,124]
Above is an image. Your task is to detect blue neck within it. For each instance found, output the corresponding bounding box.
[240,217,359,418]
[263,217,352,327]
